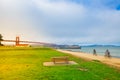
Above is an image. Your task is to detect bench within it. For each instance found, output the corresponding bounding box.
[51,56,69,64]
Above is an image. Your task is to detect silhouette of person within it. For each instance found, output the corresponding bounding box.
[93,49,97,56]
[105,49,111,58]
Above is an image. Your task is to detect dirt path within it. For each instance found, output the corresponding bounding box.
[57,49,120,68]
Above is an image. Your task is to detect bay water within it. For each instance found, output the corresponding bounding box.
[63,46,120,58]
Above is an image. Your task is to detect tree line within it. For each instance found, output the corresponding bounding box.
[0,34,3,46]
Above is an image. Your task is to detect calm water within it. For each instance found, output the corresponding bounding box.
[63,47,120,58]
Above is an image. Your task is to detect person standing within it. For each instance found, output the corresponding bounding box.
[93,49,97,56]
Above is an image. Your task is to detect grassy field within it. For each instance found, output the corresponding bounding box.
[0,47,120,80]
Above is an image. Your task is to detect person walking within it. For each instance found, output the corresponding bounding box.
[93,49,97,56]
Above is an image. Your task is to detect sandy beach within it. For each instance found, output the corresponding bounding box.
[57,49,120,68]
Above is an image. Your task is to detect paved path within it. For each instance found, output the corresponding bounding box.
[57,49,120,68]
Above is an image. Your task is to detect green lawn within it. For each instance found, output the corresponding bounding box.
[0,47,120,80]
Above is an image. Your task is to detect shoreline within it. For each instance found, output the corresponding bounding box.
[57,49,120,68]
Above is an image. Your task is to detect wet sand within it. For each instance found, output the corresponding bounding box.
[57,49,120,68]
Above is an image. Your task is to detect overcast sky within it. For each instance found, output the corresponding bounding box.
[0,0,120,45]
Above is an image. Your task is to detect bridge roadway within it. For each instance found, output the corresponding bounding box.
[2,40,53,45]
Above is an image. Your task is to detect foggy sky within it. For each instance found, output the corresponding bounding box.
[0,0,120,45]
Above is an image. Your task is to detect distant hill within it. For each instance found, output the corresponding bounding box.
[81,44,120,47]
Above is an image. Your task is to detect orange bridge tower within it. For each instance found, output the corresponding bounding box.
[15,36,29,47]
[16,36,20,46]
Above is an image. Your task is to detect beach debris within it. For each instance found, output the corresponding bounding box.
[92,60,100,62]
[104,49,111,58]
[93,49,97,56]
[78,67,88,71]
[79,68,88,71]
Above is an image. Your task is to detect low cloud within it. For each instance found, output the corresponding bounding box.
[0,0,120,44]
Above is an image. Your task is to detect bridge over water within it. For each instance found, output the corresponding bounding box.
[1,36,53,46]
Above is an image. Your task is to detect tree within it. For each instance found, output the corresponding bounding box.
[0,34,3,46]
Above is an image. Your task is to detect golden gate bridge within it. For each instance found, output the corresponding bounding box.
[2,36,54,46]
